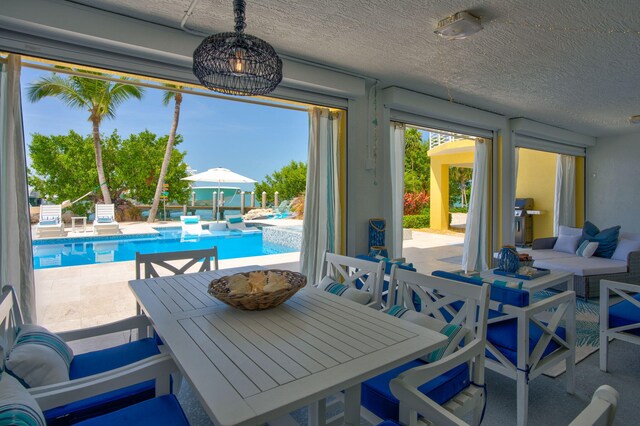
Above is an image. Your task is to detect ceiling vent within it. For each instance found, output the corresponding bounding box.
[435,11,483,40]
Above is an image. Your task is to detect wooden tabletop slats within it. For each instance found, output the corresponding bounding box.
[285,300,384,351]
[214,310,312,379]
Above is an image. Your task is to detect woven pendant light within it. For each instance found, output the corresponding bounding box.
[193,0,283,96]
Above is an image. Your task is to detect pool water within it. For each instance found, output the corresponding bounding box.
[32,228,297,269]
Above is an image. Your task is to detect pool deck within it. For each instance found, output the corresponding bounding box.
[34,222,463,352]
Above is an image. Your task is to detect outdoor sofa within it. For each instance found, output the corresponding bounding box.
[521,225,640,299]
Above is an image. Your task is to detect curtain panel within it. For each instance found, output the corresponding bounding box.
[0,54,36,322]
[300,107,343,284]
[389,122,406,259]
[554,154,576,236]
[462,140,489,273]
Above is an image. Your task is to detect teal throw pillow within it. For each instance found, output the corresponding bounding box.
[581,221,620,258]
[183,216,199,224]
[228,216,243,224]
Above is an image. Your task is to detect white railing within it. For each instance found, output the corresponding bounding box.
[428,133,464,150]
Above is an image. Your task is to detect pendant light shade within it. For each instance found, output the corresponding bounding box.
[193,0,282,96]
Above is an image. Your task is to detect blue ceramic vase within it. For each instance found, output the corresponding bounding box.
[498,246,520,273]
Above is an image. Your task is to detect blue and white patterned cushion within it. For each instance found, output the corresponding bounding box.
[96,216,113,223]
[5,325,74,387]
[0,372,46,425]
[317,276,372,305]
[576,240,598,258]
[387,305,466,363]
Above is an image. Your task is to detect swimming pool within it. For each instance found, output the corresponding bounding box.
[32,228,298,269]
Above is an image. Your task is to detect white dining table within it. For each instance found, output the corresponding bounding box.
[129,265,447,426]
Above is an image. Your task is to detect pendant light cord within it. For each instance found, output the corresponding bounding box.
[233,0,247,34]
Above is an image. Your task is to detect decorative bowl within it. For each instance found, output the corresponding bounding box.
[208,269,306,310]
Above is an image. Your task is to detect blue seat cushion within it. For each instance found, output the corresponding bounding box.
[432,270,529,307]
[378,421,401,426]
[486,318,567,365]
[609,293,640,336]
[74,395,188,426]
[361,359,469,421]
[44,338,161,425]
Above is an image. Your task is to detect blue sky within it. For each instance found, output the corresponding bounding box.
[20,67,309,193]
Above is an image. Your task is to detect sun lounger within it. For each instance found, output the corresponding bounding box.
[36,204,65,238]
[93,204,120,235]
[180,215,207,236]
[225,215,260,233]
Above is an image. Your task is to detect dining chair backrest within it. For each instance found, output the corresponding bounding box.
[387,267,491,426]
[135,247,219,280]
[599,279,640,372]
[0,286,24,359]
[320,251,385,308]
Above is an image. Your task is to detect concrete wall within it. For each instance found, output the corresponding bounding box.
[587,132,640,233]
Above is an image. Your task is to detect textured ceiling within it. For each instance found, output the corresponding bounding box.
[66,0,640,137]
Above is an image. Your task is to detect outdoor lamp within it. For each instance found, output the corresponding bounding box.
[192,0,283,96]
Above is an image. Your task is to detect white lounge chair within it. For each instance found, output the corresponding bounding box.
[36,204,65,238]
[180,215,206,236]
[93,204,120,235]
[225,214,259,233]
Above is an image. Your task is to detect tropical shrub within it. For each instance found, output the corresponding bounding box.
[403,214,430,229]
[404,191,430,215]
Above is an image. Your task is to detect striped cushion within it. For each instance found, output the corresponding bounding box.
[317,276,372,305]
[576,240,598,258]
[6,325,74,387]
[387,305,466,363]
[0,372,46,426]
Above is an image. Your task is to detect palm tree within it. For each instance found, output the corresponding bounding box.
[27,71,144,204]
[147,85,184,222]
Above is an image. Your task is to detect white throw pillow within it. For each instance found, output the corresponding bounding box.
[386,305,467,363]
[317,276,372,305]
[576,240,599,258]
[612,239,640,261]
[5,325,74,387]
[0,372,46,425]
[553,234,581,254]
[558,226,582,237]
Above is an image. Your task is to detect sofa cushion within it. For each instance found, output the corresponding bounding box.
[361,359,469,421]
[534,256,627,276]
[553,235,581,254]
[559,225,583,237]
[486,318,567,365]
[608,293,640,336]
[581,221,620,258]
[612,239,640,262]
[524,249,576,261]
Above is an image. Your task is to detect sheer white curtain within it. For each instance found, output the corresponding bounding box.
[300,107,342,284]
[389,122,406,259]
[0,55,36,322]
[462,140,489,273]
[554,154,576,236]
